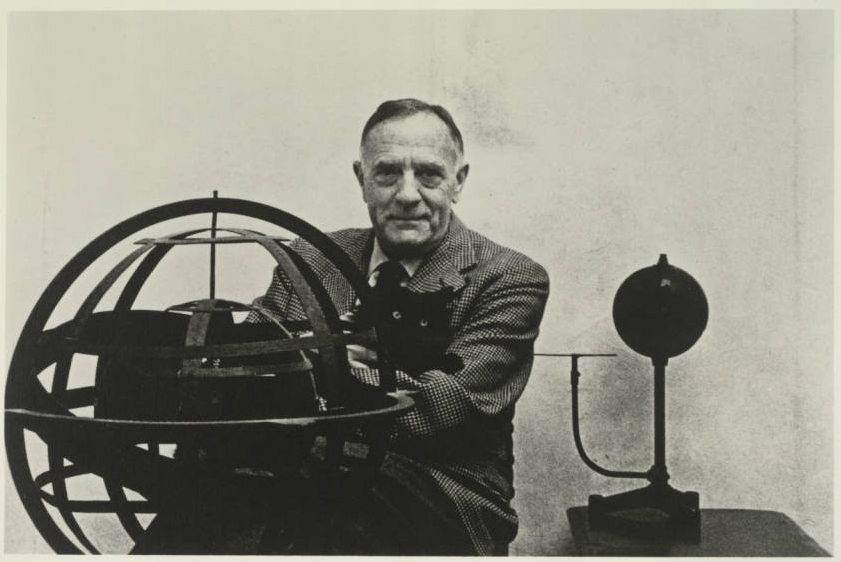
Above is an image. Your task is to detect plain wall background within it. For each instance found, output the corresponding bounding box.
[4,10,833,554]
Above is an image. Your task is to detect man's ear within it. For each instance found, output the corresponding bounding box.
[353,161,368,201]
[451,163,469,203]
[353,161,364,186]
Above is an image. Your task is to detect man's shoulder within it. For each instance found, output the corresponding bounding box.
[324,227,372,249]
[459,222,548,280]
[287,227,371,274]
[290,227,370,252]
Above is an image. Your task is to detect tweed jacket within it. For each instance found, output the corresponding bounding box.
[251,214,549,553]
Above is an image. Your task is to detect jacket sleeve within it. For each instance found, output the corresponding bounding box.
[354,256,550,440]
[246,264,299,324]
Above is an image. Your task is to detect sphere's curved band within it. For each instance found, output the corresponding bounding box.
[8,390,414,434]
[66,321,377,359]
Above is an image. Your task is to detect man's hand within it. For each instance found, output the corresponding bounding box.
[340,311,378,368]
[346,344,378,369]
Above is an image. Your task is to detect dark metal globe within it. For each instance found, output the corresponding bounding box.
[4,198,413,553]
[612,254,708,360]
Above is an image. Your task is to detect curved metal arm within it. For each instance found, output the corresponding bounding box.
[567,354,647,479]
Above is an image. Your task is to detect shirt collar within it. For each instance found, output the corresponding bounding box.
[367,237,424,278]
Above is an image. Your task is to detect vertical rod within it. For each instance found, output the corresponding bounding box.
[210,190,218,299]
[653,357,667,478]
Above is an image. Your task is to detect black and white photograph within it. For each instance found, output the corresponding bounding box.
[3,5,833,556]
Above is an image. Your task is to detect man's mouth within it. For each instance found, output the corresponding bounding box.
[388,213,429,221]
[390,215,428,221]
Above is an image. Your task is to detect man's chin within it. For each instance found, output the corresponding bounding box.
[384,226,429,243]
[380,232,435,258]
[387,237,428,250]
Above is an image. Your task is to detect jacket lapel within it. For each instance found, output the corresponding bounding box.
[322,230,373,312]
[407,214,474,294]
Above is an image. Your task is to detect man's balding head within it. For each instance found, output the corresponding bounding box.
[353,99,469,260]
[360,99,465,157]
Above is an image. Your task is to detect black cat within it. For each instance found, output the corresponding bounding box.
[353,286,463,375]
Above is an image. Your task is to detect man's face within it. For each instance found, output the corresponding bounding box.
[354,112,469,260]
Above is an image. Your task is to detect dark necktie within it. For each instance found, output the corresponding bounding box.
[373,261,409,297]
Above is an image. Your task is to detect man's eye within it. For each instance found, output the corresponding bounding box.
[374,173,399,185]
[417,172,443,187]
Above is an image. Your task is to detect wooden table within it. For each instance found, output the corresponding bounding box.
[566,507,829,556]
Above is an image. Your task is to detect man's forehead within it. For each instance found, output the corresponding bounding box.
[361,113,461,161]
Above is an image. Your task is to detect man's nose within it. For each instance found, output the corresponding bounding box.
[394,172,423,204]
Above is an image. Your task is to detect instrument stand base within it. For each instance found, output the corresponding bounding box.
[588,483,701,543]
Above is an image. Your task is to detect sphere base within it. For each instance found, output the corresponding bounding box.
[588,484,701,543]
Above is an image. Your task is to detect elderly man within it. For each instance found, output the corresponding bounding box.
[253,99,549,555]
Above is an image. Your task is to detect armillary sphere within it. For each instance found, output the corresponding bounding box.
[5,196,414,554]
